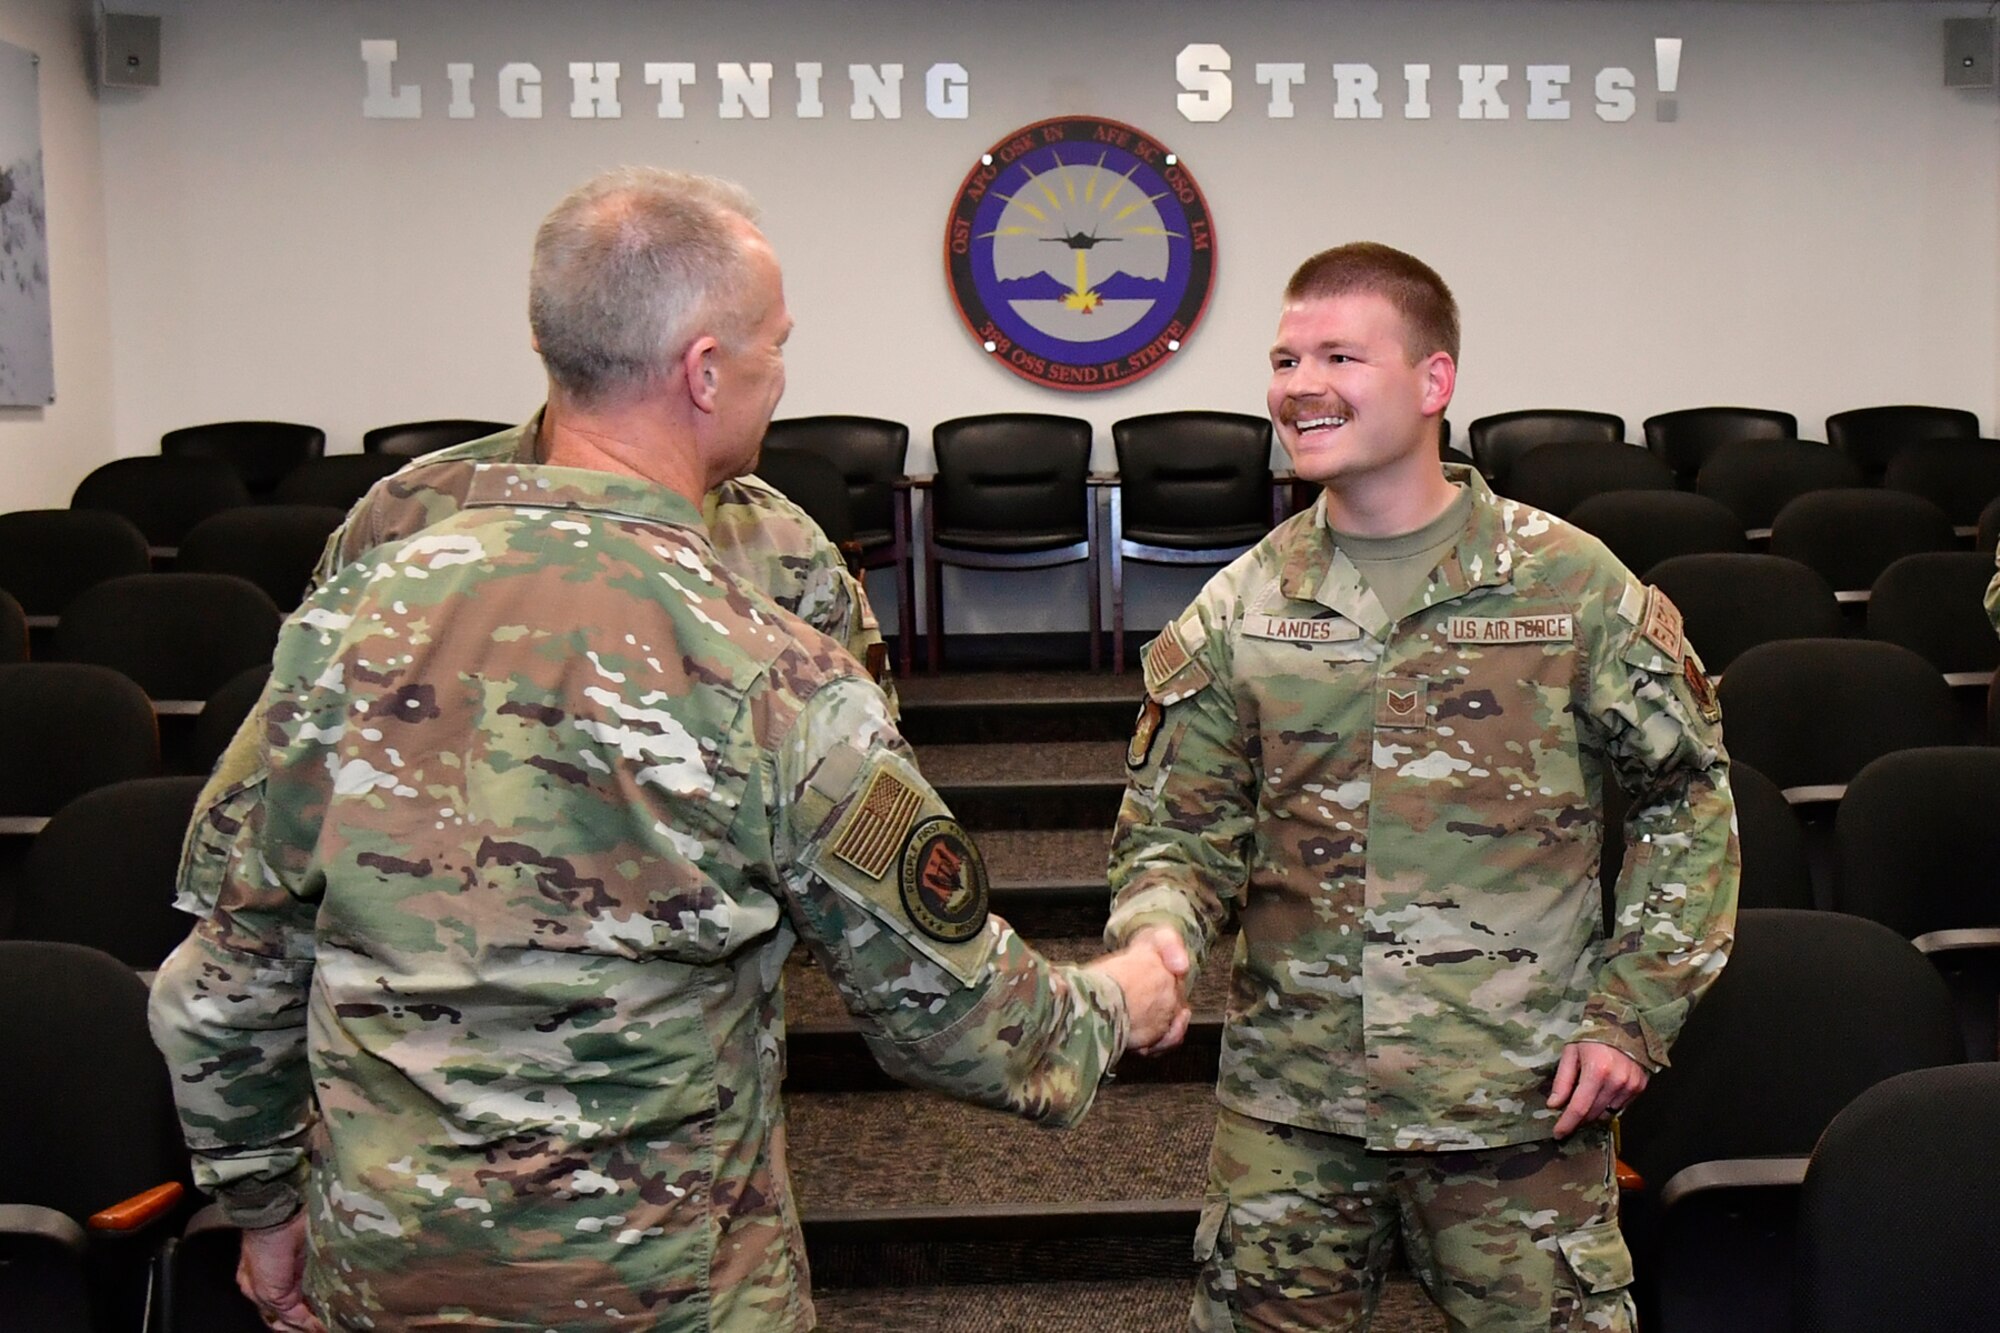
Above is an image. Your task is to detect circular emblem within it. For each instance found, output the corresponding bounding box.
[898,816,989,944]
[944,116,1216,392]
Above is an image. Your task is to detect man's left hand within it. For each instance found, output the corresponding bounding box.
[1547,1041,1650,1138]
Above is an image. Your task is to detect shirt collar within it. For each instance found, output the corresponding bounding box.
[460,460,707,532]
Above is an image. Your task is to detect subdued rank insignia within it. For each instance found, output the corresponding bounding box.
[1683,654,1722,723]
[1376,678,1429,730]
[1641,586,1685,660]
[830,767,926,882]
[1128,698,1164,770]
[899,816,989,943]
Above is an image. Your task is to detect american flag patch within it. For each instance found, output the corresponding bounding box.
[1143,622,1193,693]
[830,767,925,881]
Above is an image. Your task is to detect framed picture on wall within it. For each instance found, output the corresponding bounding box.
[0,39,53,407]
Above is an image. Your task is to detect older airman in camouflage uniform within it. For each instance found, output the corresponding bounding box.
[150,167,1186,1333]
[1107,244,1738,1331]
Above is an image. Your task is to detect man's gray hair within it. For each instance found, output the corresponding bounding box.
[529,167,762,406]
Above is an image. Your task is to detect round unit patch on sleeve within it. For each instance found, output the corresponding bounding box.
[899,816,990,943]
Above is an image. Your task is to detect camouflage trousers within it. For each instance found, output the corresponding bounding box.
[1191,1109,1636,1332]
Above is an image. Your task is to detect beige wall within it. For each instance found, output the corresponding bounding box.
[12,0,2000,629]
[0,0,114,508]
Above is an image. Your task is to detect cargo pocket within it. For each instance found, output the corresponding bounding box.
[1190,1196,1239,1333]
[1554,1220,1637,1332]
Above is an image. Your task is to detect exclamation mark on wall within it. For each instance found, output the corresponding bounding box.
[1656,37,1683,122]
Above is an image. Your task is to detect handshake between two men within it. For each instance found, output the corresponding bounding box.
[1083,924,1194,1056]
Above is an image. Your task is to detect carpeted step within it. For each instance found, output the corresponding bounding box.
[897,671,1145,746]
[918,740,1129,828]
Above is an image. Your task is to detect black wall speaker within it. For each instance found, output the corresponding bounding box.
[1944,17,1994,90]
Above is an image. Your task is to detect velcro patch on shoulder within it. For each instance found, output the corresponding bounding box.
[1143,613,1213,703]
[829,766,926,882]
[1640,586,1684,660]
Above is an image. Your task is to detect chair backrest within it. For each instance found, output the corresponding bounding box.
[1833,747,2000,939]
[931,414,1092,544]
[1866,552,2000,679]
[362,418,512,458]
[1646,553,1842,674]
[13,776,206,969]
[1113,411,1273,547]
[176,505,346,611]
[1824,404,1981,480]
[0,663,158,817]
[269,453,406,509]
[1499,440,1675,516]
[1730,760,1813,911]
[1796,1065,2000,1333]
[54,573,282,705]
[1567,491,1748,578]
[0,588,25,665]
[1466,409,1623,487]
[0,940,188,1222]
[762,415,909,541]
[160,420,326,496]
[0,509,152,619]
[1617,909,1961,1206]
[1768,489,1957,599]
[1715,638,1960,799]
[1642,407,1799,487]
[1694,438,1865,536]
[1881,438,2000,531]
[751,446,855,544]
[190,665,270,777]
[71,456,252,551]
[1979,495,2000,556]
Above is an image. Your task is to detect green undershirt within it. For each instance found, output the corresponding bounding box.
[1328,485,1476,623]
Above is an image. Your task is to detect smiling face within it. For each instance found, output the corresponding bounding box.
[1267,290,1453,491]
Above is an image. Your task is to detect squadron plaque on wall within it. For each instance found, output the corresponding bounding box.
[944,116,1215,391]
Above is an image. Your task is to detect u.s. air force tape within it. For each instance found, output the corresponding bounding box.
[898,816,989,944]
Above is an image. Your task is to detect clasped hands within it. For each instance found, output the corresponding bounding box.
[1085,924,1193,1055]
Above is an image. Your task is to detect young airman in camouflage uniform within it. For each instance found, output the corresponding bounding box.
[150,167,1188,1333]
[1107,244,1739,1331]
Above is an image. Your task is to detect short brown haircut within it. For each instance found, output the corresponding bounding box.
[1283,242,1460,364]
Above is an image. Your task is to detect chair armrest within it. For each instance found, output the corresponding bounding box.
[87,1181,185,1234]
[1913,928,2000,958]
[0,1203,88,1253]
[1658,1156,1809,1212]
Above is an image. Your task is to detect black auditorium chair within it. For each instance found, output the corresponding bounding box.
[1465,409,1623,492]
[71,456,251,561]
[753,446,857,552]
[362,418,512,458]
[188,665,270,777]
[1824,404,1980,483]
[270,453,406,510]
[925,414,1099,672]
[0,509,151,647]
[11,777,206,972]
[1645,553,1841,675]
[1867,552,2000,736]
[161,420,325,500]
[1835,747,2000,1061]
[1715,638,1958,806]
[1729,760,1813,911]
[1109,411,1274,675]
[0,663,158,841]
[1497,440,1674,516]
[1795,1065,2000,1333]
[1642,406,1798,489]
[763,414,915,674]
[0,940,192,1333]
[1768,489,1956,607]
[0,589,26,664]
[1617,909,1961,1333]
[1694,438,1864,541]
[1566,491,1748,577]
[54,574,282,720]
[1882,438,2000,538]
[1979,494,2000,555]
[177,505,345,611]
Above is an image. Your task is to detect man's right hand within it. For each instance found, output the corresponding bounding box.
[1086,925,1192,1055]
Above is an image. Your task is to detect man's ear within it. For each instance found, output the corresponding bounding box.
[683,335,721,415]
[1421,351,1456,416]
